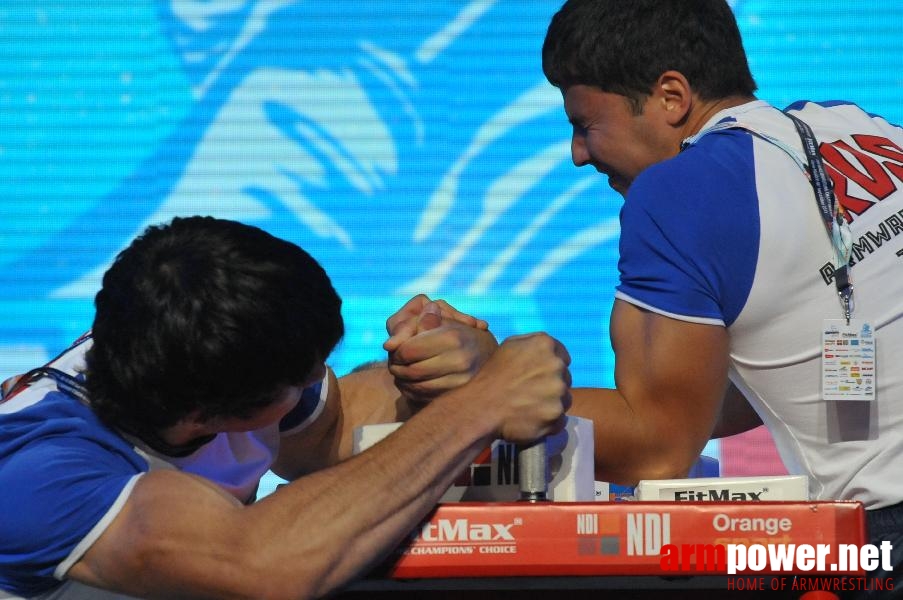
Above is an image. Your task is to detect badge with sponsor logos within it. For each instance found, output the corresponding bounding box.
[822,319,876,401]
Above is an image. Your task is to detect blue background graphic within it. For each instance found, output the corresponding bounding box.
[2,1,901,488]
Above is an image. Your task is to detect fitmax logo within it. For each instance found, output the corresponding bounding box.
[674,489,766,501]
[415,518,520,543]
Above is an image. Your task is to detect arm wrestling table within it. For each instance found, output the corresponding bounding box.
[338,500,867,600]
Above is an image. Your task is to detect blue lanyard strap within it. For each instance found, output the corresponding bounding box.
[0,366,90,404]
[44,367,91,403]
[784,113,836,229]
[783,111,854,324]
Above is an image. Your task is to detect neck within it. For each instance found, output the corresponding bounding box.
[145,429,217,458]
[681,95,757,139]
[119,419,217,458]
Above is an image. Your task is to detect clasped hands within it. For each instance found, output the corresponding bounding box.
[384,294,496,403]
[384,295,572,444]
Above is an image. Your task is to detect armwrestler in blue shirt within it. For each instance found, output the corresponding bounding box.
[0,216,571,599]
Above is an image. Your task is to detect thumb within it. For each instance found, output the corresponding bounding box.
[416,301,442,332]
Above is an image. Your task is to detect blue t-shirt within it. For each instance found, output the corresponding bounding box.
[616,126,760,326]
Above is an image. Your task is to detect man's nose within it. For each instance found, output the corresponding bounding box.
[571,134,590,167]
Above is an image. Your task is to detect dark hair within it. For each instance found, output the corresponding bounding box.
[542,0,757,112]
[85,216,343,436]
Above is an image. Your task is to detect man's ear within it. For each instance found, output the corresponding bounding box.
[654,70,692,126]
[178,409,210,430]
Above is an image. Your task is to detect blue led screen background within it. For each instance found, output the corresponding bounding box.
[2,1,901,492]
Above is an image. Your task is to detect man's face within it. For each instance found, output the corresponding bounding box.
[157,360,329,454]
[562,84,675,197]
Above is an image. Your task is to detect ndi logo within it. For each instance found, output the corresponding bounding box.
[453,442,521,487]
[627,513,672,556]
[577,513,598,535]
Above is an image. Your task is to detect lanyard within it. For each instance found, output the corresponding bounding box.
[682,110,855,323]
[0,366,90,404]
[1,365,213,458]
[783,112,854,324]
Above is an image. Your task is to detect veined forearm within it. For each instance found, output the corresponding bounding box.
[244,389,497,599]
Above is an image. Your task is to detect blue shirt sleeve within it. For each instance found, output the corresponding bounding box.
[616,129,760,327]
[0,435,143,596]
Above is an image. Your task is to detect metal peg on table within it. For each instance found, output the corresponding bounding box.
[517,439,548,502]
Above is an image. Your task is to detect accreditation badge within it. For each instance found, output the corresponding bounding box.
[821,320,876,401]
